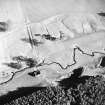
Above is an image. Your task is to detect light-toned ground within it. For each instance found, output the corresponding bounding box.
[0,0,24,29]
[0,0,105,28]
[21,0,105,23]
[0,0,105,96]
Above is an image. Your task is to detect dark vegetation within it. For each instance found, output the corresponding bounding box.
[0,87,44,105]
[5,56,38,69]
[42,34,57,41]
[58,67,89,89]
[3,62,22,69]
[28,70,40,77]
[0,22,8,32]
[99,56,105,67]
[2,74,105,105]
[98,12,105,17]
[1,59,105,105]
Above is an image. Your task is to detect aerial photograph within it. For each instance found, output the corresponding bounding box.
[0,0,105,105]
